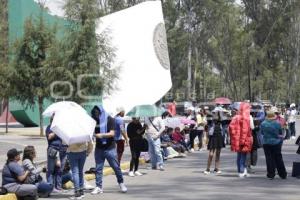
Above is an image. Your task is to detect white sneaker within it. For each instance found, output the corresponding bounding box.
[128,171,135,177]
[190,148,195,152]
[91,187,103,195]
[238,173,245,178]
[292,136,296,140]
[243,169,250,177]
[134,171,143,176]
[119,183,127,193]
[203,170,210,175]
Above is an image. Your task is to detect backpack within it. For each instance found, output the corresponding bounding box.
[0,187,8,195]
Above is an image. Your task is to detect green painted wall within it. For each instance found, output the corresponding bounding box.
[8,0,66,127]
[8,0,102,127]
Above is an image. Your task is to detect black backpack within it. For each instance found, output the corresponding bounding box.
[0,187,8,195]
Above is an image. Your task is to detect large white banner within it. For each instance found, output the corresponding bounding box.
[98,1,172,115]
[34,0,172,115]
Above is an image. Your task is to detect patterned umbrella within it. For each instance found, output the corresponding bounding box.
[213,97,232,105]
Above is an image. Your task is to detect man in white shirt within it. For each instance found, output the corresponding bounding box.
[144,116,165,170]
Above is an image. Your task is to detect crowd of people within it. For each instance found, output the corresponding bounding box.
[1,101,298,200]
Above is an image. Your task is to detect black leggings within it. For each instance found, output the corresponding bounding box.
[129,145,141,172]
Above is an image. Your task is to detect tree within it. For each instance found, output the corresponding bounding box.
[61,0,117,103]
[10,13,60,136]
[0,0,11,133]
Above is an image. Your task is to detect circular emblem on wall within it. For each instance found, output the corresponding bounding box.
[153,23,170,70]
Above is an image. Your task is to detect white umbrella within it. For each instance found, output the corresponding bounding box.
[50,108,96,145]
[43,101,86,117]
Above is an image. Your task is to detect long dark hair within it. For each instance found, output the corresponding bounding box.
[22,146,36,161]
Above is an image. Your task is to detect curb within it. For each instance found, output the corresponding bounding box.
[0,159,146,200]
[64,158,145,189]
[0,194,16,200]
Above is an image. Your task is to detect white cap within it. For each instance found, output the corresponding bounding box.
[187,107,194,111]
[116,106,125,114]
[290,103,296,108]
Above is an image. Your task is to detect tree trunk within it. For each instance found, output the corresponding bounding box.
[5,99,8,133]
[38,96,44,136]
[187,41,192,100]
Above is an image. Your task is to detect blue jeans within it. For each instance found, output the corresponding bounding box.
[68,151,87,191]
[94,147,124,188]
[289,122,296,137]
[36,181,53,196]
[237,152,247,173]
[62,172,73,185]
[47,148,67,189]
[147,136,163,168]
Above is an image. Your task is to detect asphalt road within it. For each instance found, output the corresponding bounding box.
[1,123,300,200]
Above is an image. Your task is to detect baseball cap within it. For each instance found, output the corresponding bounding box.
[7,148,23,159]
[116,106,125,114]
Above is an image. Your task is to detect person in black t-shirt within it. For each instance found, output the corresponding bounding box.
[127,117,147,177]
[90,106,127,194]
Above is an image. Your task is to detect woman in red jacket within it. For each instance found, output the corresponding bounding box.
[229,102,254,178]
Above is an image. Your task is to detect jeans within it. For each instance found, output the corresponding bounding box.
[46,147,67,189]
[116,140,125,164]
[263,143,287,179]
[68,151,87,191]
[222,124,230,144]
[147,135,163,168]
[237,152,247,173]
[189,130,203,149]
[94,147,124,188]
[36,181,53,197]
[289,122,296,137]
[62,172,73,185]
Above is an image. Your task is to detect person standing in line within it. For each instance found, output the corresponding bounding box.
[260,110,287,180]
[229,102,254,178]
[195,109,206,151]
[45,115,68,192]
[204,112,225,175]
[127,117,147,177]
[287,103,297,139]
[91,105,127,195]
[2,148,37,199]
[144,115,165,171]
[114,107,129,164]
[67,136,93,200]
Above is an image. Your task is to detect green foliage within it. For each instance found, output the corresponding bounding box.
[62,0,117,103]
[10,15,59,106]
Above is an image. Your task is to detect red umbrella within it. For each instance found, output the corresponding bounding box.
[213,97,232,105]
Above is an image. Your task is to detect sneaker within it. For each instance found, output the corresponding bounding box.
[134,171,143,176]
[158,165,165,171]
[70,191,82,200]
[119,183,127,193]
[203,170,210,175]
[52,188,66,193]
[243,169,250,177]
[79,189,85,198]
[190,148,195,152]
[91,187,103,195]
[292,136,296,140]
[238,173,245,178]
[128,171,135,177]
[214,169,222,174]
